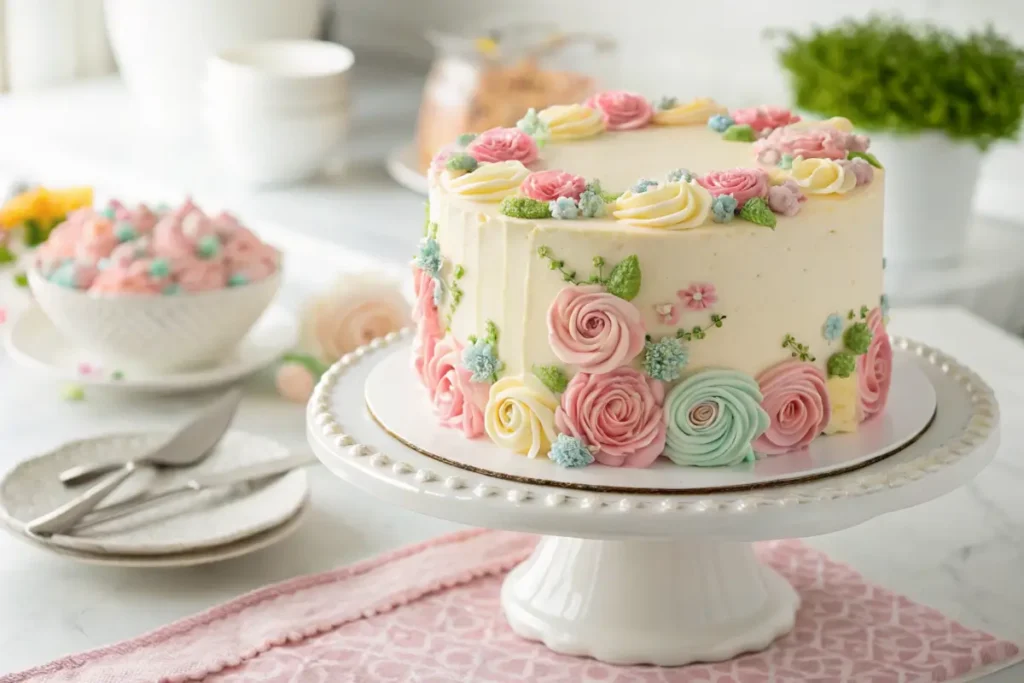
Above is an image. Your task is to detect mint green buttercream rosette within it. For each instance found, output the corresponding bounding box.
[663,369,770,467]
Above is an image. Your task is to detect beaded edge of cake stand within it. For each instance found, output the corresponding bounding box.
[309,328,997,514]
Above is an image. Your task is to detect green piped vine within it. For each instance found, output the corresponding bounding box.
[782,333,816,362]
[676,313,727,342]
[535,247,641,301]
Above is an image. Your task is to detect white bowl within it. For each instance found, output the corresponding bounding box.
[104,0,321,131]
[206,40,354,112]
[28,269,282,373]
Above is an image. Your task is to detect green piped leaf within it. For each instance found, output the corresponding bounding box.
[281,351,330,378]
[739,197,777,229]
[848,150,883,168]
[500,196,552,220]
[533,365,569,394]
[722,124,756,142]
[605,255,642,301]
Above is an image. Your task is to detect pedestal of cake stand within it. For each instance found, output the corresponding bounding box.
[307,330,1000,667]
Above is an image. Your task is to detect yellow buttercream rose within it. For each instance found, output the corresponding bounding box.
[484,375,559,459]
[824,374,860,434]
[790,116,855,133]
[790,157,857,195]
[538,104,605,141]
[444,160,530,202]
[653,97,727,126]
[612,181,712,229]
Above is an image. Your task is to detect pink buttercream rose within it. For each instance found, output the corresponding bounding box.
[766,179,807,217]
[519,170,587,202]
[858,307,892,420]
[222,227,279,282]
[467,127,539,165]
[730,105,800,133]
[90,260,164,295]
[697,168,769,207]
[583,91,653,131]
[556,368,667,468]
[422,334,488,438]
[74,217,119,264]
[412,267,443,387]
[754,127,850,162]
[547,284,646,374]
[752,360,831,456]
[174,257,227,293]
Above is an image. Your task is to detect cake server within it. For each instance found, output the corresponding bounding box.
[58,389,243,486]
[26,389,243,536]
[72,452,317,532]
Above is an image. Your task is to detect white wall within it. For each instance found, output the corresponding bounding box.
[332,0,1024,220]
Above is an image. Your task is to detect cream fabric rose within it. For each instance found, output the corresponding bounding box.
[790,158,857,195]
[653,97,727,125]
[612,181,713,229]
[300,273,411,362]
[484,375,559,459]
[444,160,530,202]
[538,104,605,141]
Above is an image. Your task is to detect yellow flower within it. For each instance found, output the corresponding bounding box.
[790,116,855,133]
[0,186,93,230]
[612,181,712,229]
[538,104,605,141]
[484,375,559,458]
[790,158,856,195]
[824,374,860,434]
[444,160,530,202]
[653,97,727,126]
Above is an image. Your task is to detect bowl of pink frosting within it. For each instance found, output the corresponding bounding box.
[29,199,281,373]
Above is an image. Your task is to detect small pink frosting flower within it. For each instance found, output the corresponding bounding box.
[839,158,875,186]
[697,168,769,207]
[730,105,800,132]
[653,302,680,326]
[422,334,488,439]
[583,91,653,131]
[519,170,588,202]
[467,127,539,165]
[173,256,227,293]
[90,260,164,295]
[766,179,807,217]
[74,218,119,264]
[556,368,667,468]
[547,284,646,374]
[752,360,831,456]
[754,127,850,162]
[858,307,892,420]
[677,283,718,311]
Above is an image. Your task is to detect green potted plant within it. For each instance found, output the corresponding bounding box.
[776,17,1024,267]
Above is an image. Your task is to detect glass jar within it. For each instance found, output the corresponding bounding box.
[415,22,614,172]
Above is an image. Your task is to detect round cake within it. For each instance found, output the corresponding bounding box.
[412,92,891,470]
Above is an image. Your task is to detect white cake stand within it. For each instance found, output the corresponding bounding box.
[306,330,1000,667]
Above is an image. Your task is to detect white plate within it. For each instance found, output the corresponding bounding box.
[4,504,308,568]
[0,430,310,555]
[386,142,428,195]
[4,304,298,393]
[364,340,937,493]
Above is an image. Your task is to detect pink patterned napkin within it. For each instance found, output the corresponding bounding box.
[3,530,1019,683]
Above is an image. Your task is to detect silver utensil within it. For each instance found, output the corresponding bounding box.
[26,389,244,536]
[58,389,243,486]
[75,452,317,532]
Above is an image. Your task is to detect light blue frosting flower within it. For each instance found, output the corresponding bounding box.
[643,337,688,381]
[707,114,735,133]
[711,194,738,223]
[49,261,79,288]
[462,339,504,383]
[667,168,693,183]
[114,222,137,243]
[549,197,579,220]
[414,237,443,277]
[655,96,678,111]
[548,434,595,468]
[823,313,844,342]
[196,235,220,259]
[516,108,549,140]
[663,369,770,467]
[148,257,171,278]
[577,190,605,218]
[631,178,658,193]
[778,153,794,170]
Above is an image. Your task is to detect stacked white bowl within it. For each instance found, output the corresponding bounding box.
[205,40,355,187]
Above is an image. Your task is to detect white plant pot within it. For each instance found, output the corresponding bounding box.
[104,0,321,132]
[869,131,983,267]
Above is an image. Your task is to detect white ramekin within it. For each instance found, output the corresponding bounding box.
[29,269,281,373]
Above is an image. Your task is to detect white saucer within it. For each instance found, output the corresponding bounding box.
[0,430,311,556]
[386,142,428,195]
[365,339,937,493]
[4,304,298,393]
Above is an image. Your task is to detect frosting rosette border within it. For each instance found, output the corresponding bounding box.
[663,369,770,467]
